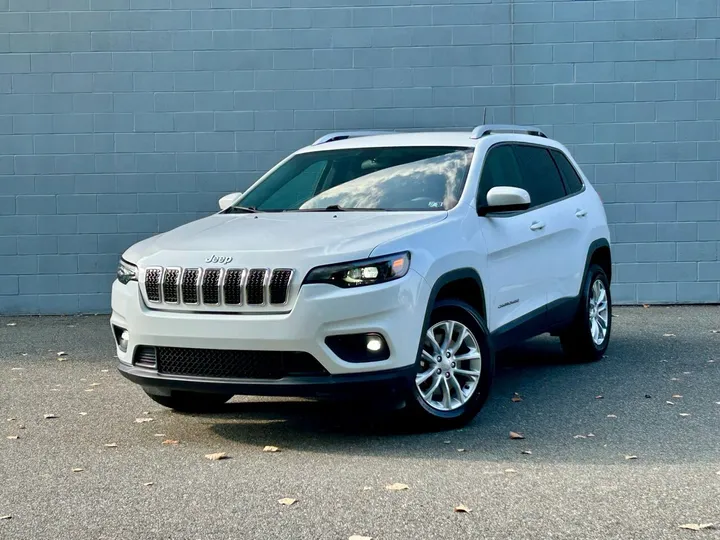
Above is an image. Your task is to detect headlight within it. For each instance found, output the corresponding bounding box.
[117,259,138,285]
[304,252,410,288]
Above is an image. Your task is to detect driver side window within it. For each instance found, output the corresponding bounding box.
[478,145,525,208]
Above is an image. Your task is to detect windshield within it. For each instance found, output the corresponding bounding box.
[232,146,473,212]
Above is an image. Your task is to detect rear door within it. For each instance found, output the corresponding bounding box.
[511,144,579,309]
[548,148,593,301]
[478,144,550,334]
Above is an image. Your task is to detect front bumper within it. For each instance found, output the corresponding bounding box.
[111,269,430,392]
[118,362,415,399]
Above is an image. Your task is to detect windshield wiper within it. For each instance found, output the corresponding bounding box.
[225,206,260,214]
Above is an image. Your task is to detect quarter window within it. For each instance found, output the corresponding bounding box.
[511,145,567,207]
[550,149,584,195]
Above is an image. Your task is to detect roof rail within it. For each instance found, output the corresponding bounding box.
[311,131,393,146]
[470,124,547,139]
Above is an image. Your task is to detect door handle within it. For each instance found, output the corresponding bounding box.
[575,209,588,218]
[530,221,545,231]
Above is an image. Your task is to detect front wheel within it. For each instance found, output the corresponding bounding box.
[404,299,494,430]
[143,389,233,413]
[559,264,612,362]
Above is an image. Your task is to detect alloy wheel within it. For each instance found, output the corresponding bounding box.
[588,279,609,346]
[415,320,482,412]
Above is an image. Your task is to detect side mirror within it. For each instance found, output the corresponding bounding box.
[218,192,242,211]
[479,186,531,216]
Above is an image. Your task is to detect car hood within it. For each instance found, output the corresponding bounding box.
[124,211,446,268]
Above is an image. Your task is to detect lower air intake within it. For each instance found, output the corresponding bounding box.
[154,347,329,379]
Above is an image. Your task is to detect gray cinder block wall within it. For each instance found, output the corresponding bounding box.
[0,0,718,314]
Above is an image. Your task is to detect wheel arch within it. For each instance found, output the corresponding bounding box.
[585,238,612,284]
[423,268,488,329]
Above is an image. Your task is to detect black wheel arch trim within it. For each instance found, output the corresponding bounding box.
[584,238,612,285]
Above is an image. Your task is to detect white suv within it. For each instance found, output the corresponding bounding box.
[112,124,612,428]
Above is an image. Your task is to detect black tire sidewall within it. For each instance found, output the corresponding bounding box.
[407,299,494,425]
[578,264,612,353]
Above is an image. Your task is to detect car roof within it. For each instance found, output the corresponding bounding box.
[295,130,559,154]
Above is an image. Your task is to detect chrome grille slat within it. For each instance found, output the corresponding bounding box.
[181,269,200,304]
[163,268,180,304]
[246,269,267,305]
[202,269,222,305]
[223,269,245,305]
[269,269,293,305]
[143,265,291,309]
[145,267,162,302]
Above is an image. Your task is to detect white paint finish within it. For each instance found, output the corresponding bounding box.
[112,128,611,379]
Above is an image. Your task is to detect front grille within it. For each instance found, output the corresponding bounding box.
[163,268,180,303]
[246,269,267,305]
[181,269,199,304]
[143,265,292,309]
[202,269,221,305]
[148,346,328,379]
[145,268,161,302]
[270,269,293,304]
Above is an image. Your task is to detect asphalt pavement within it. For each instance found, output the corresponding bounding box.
[1,306,719,540]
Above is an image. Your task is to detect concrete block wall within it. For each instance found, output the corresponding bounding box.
[0,0,718,313]
[511,0,720,304]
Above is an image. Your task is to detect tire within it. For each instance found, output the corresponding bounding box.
[143,389,233,413]
[559,264,612,362]
[403,299,494,430]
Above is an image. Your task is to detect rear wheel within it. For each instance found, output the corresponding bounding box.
[404,299,494,430]
[143,389,233,413]
[559,264,612,362]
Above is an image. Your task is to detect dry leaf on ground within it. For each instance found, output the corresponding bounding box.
[263,445,280,452]
[643,304,650,308]
[104,443,118,448]
[595,395,603,399]
[278,498,297,506]
[6,436,19,440]
[78,412,87,416]
[666,401,675,405]
[521,450,532,455]
[44,414,57,419]
[204,452,229,461]
[511,393,522,402]
[679,413,691,417]
[573,435,587,439]
[663,333,675,337]
[7,323,17,327]
[0,515,11,520]
[587,433,595,437]
[386,483,409,491]
[71,468,83,472]
[625,455,638,460]
[454,505,472,513]
[134,418,153,423]
[509,431,524,439]
[162,440,179,445]
[57,352,67,357]
[144,482,154,486]
[457,448,465,452]
[607,414,617,418]
[349,536,372,540]
[679,523,714,531]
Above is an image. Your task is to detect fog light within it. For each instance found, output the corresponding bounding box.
[366,336,383,352]
[325,333,390,362]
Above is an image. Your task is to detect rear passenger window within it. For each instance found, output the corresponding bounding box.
[478,145,525,207]
[511,145,567,207]
[550,149,584,195]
